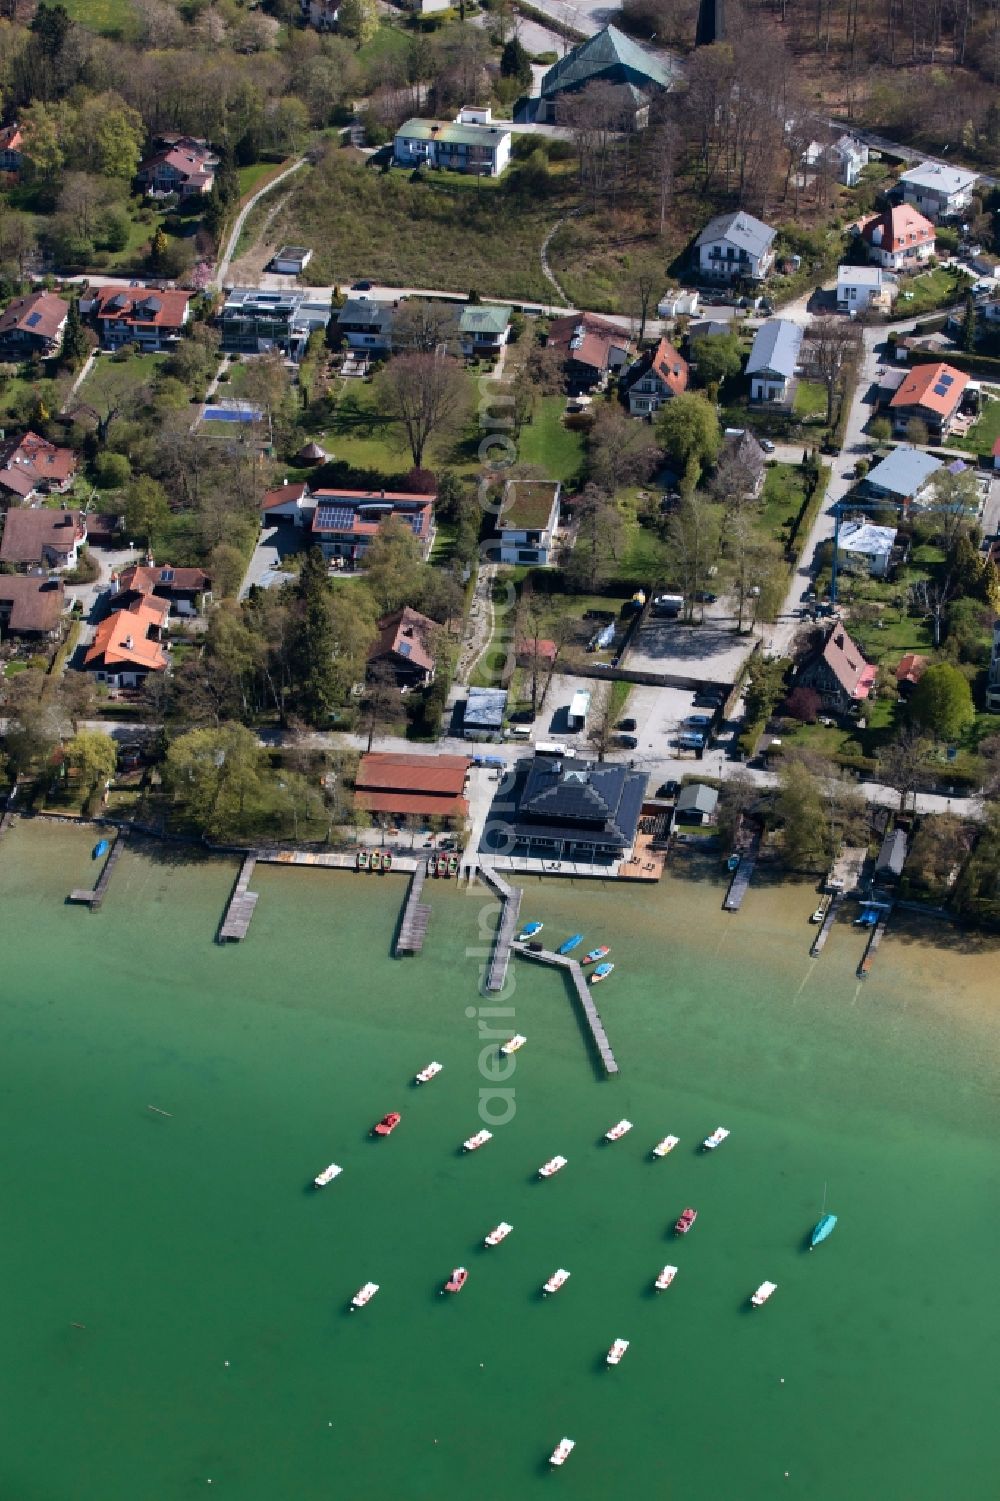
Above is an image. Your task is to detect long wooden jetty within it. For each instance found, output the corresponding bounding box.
[478,862,523,994]
[516,945,620,1076]
[69,834,125,910]
[218,854,259,942]
[395,862,431,955]
[809,893,843,957]
[858,904,893,980]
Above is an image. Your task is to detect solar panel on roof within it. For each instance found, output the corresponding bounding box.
[25,311,41,327]
[316,506,355,529]
[932,383,949,396]
[398,641,412,657]
[939,373,954,386]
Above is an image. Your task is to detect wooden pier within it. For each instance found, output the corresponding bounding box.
[218,854,259,942]
[858,904,893,980]
[516,946,620,1076]
[69,834,125,910]
[478,862,523,994]
[395,862,432,956]
[809,893,843,957]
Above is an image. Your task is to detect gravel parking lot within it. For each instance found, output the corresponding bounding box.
[624,608,755,687]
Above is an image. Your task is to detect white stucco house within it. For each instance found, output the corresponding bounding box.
[394,107,512,178]
[898,161,978,221]
[836,265,898,314]
[695,210,776,284]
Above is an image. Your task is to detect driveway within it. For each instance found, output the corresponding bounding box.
[65,542,141,662]
[239,524,302,598]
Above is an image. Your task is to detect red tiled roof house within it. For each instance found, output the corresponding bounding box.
[889,361,968,439]
[0,291,69,357]
[0,432,78,504]
[92,287,193,352]
[116,562,211,615]
[136,137,218,199]
[860,205,935,271]
[310,489,435,568]
[0,123,24,174]
[794,621,876,716]
[625,337,689,415]
[367,606,438,689]
[84,593,169,689]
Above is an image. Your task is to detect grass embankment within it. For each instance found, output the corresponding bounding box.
[276,149,597,304]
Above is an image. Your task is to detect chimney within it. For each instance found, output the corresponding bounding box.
[124,635,134,650]
[835,632,845,649]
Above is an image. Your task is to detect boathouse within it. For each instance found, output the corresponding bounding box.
[355,752,471,824]
[483,754,646,865]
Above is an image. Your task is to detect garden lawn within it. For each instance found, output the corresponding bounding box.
[517,396,586,485]
[755,463,808,546]
[895,264,973,317]
[78,352,166,409]
[60,0,141,35]
[793,381,828,419]
[946,393,1000,460]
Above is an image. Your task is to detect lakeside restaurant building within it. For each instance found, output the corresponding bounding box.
[354,752,471,824]
[484,754,646,865]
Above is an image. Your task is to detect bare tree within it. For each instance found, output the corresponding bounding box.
[588,403,659,493]
[909,571,958,647]
[564,484,624,592]
[391,300,460,355]
[807,317,862,425]
[377,352,469,468]
[668,491,721,622]
[877,727,932,810]
[360,660,401,753]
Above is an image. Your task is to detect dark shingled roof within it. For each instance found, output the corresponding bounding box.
[490,755,647,854]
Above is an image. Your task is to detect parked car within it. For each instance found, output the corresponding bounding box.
[616,734,639,750]
[686,714,713,728]
[352,279,373,290]
[759,438,776,454]
[693,590,718,604]
[656,780,680,799]
[618,717,637,732]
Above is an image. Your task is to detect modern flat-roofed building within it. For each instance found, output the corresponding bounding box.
[493,480,561,567]
[219,287,332,359]
[463,686,508,738]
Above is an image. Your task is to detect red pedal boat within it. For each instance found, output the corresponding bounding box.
[372,1112,401,1137]
[443,1267,468,1294]
[674,1207,698,1235]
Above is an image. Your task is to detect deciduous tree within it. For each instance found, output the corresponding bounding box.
[656,391,721,471]
[909,661,974,741]
[65,730,117,801]
[377,352,468,468]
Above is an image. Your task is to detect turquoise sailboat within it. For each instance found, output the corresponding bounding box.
[810,1213,837,1248]
[810,1184,837,1248]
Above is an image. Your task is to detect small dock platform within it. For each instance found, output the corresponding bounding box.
[218,855,259,942]
[723,826,762,912]
[858,904,893,980]
[516,946,619,1076]
[810,893,844,957]
[69,834,125,910]
[396,863,431,956]
[478,862,523,994]
[826,845,867,895]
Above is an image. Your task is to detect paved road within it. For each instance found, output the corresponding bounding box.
[215,158,307,290]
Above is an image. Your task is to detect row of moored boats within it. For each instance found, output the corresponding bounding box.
[355,849,392,872]
[516,923,614,984]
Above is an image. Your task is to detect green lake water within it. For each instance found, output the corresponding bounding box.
[1,822,998,1500]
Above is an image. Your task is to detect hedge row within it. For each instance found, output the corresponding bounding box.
[906,348,1000,379]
